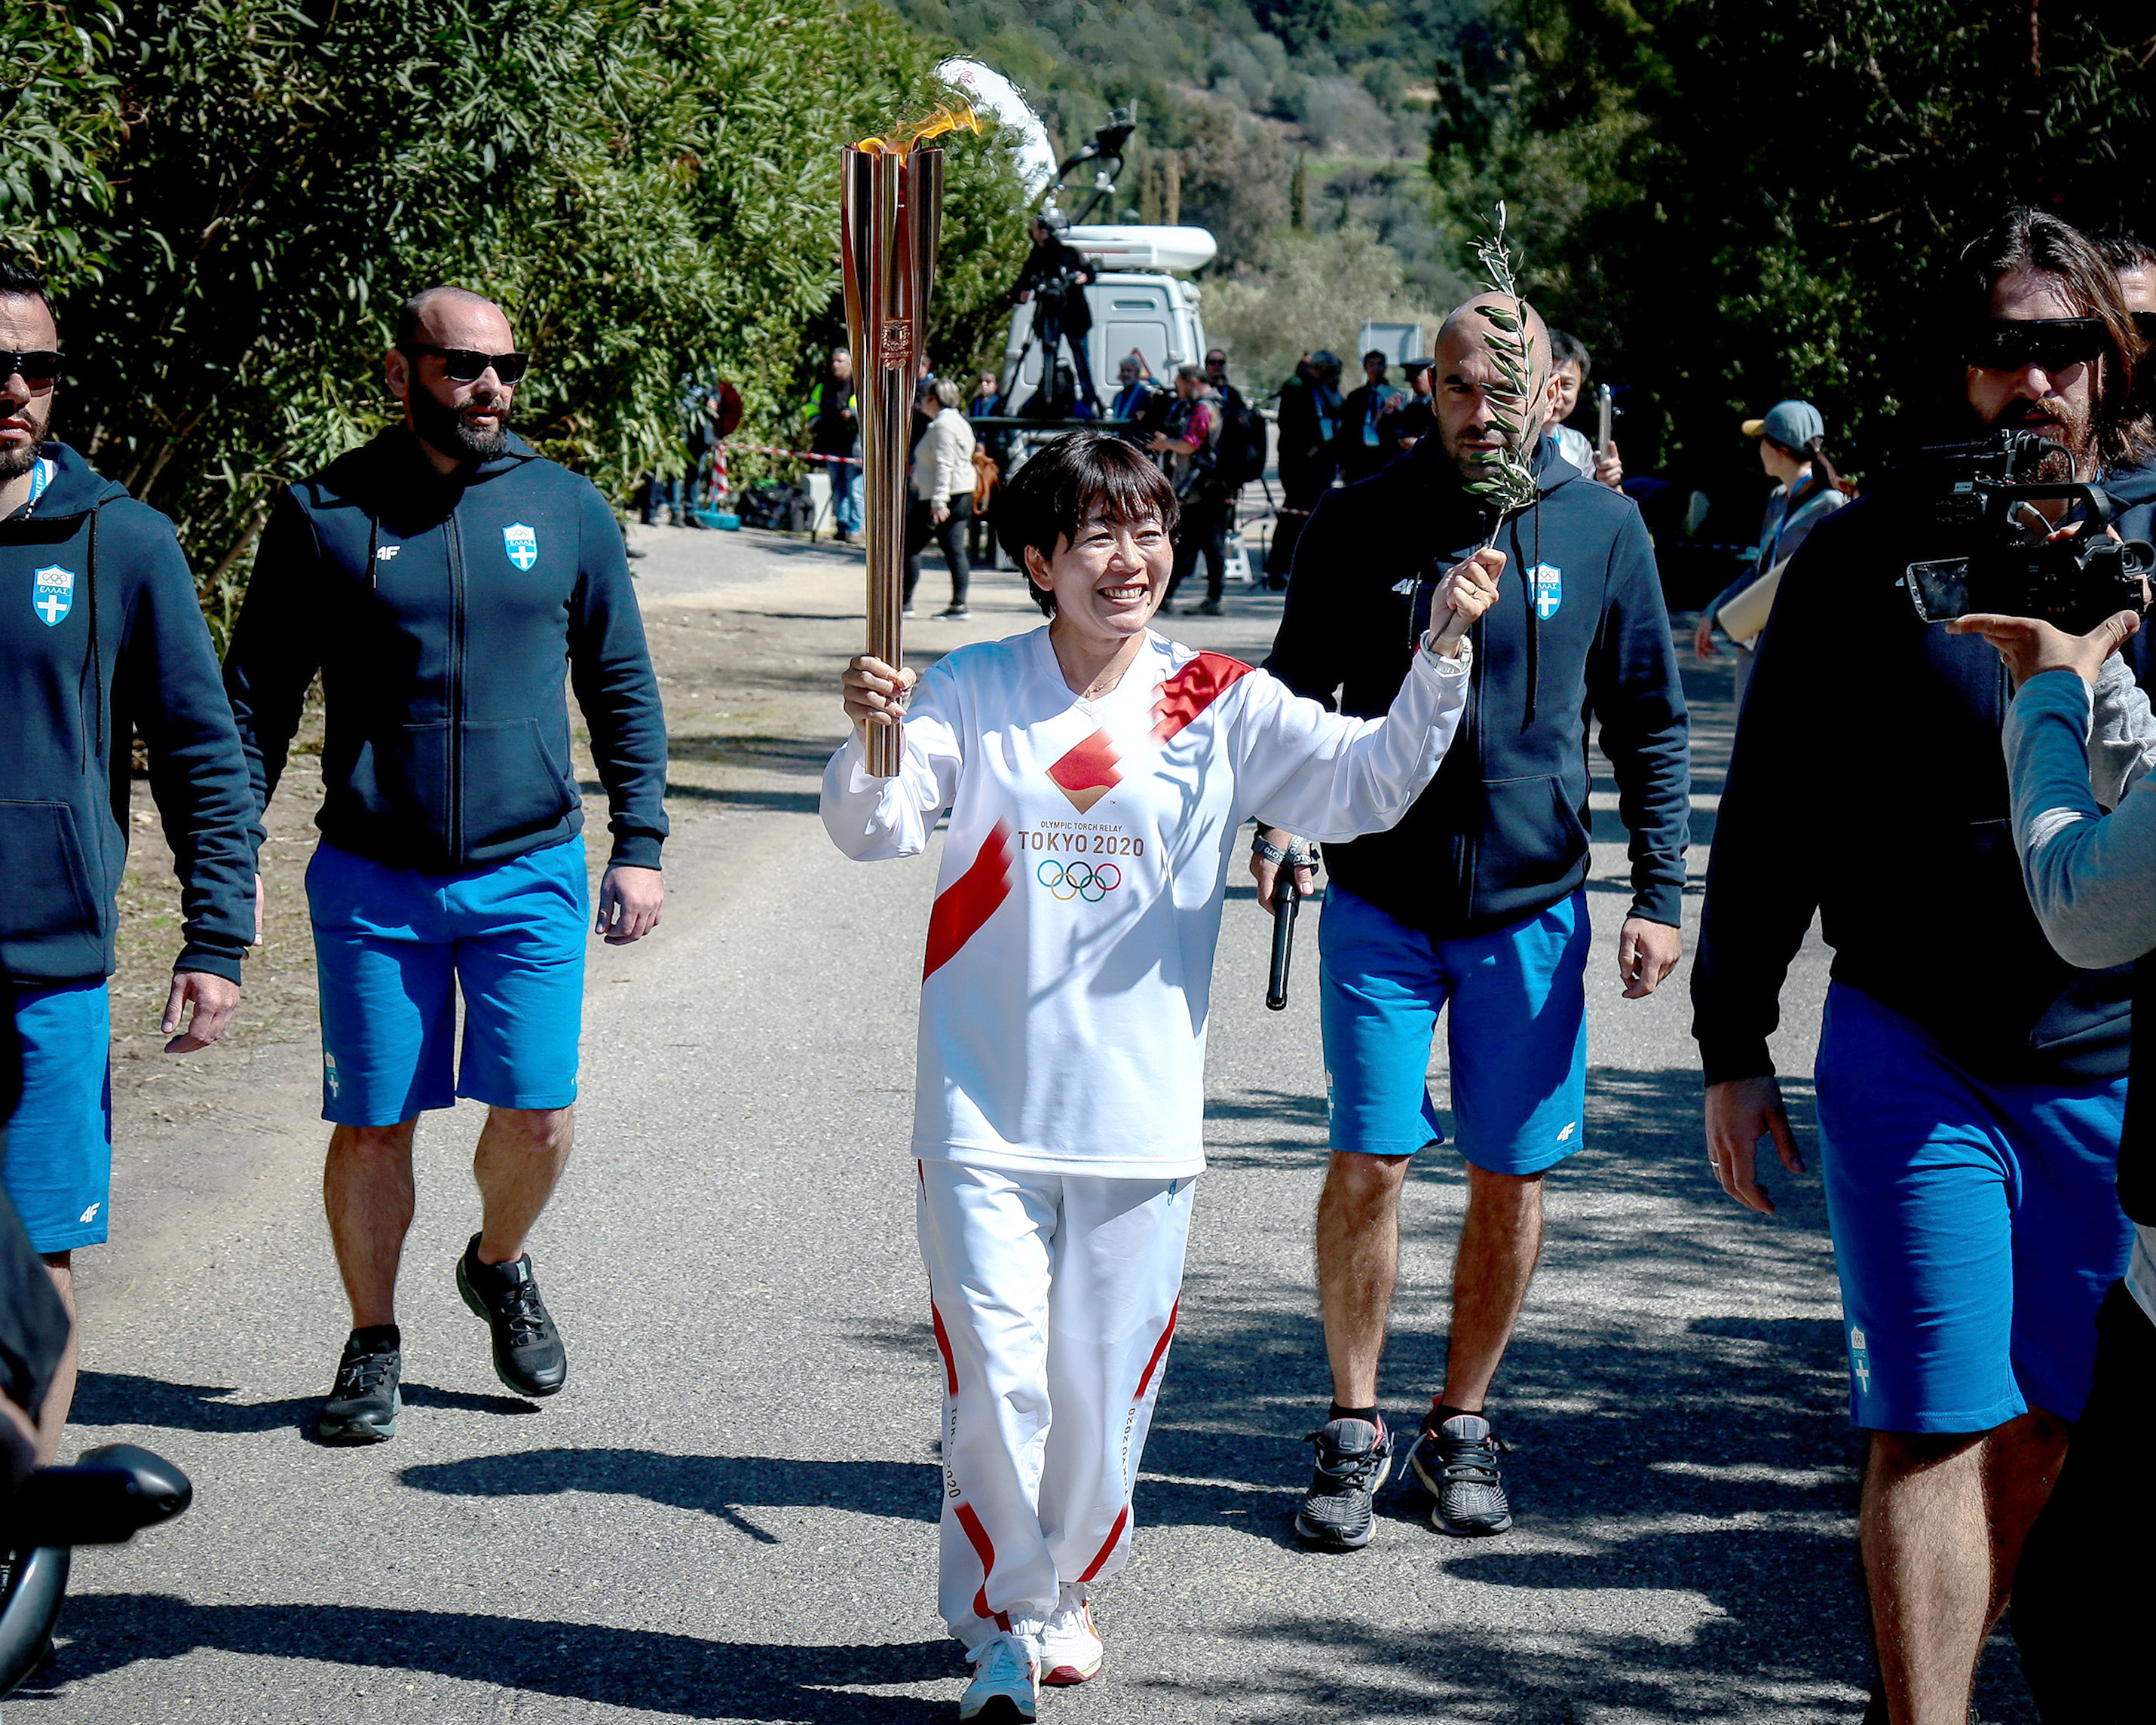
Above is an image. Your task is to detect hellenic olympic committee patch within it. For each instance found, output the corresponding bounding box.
[1531,562,1563,621]
[503,522,538,571]
[31,565,75,627]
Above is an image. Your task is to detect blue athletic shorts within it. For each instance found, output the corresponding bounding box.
[1316,885,1590,1175]
[2,980,113,1253]
[306,838,590,1127]
[1815,982,2132,1432]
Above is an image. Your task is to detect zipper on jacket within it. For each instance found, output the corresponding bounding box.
[446,509,467,862]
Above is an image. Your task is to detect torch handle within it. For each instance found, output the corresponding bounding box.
[1266,871,1300,1012]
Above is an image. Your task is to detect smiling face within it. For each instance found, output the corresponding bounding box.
[1026,509,1171,648]
[0,293,59,482]
[1965,266,2099,467]
[1545,358,1584,430]
[387,292,517,464]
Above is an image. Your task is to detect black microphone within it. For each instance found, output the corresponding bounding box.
[1266,866,1301,1011]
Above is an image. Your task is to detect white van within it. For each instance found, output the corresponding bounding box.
[1002,225,1216,410]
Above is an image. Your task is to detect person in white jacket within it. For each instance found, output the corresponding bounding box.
[906,378,978,620]
[822,430,1497,1722]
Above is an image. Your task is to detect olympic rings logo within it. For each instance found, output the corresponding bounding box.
[1037,859,1122,902]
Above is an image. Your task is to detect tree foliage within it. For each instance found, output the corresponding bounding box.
[1431,1,2156,485]
[1,0,1027,633]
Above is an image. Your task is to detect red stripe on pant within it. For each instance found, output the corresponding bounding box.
[953,1500,1011,1628]
[1076,1299,1181,1583]
[929,1302,959,1396]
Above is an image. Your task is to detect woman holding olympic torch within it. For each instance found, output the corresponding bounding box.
[822,431,1496,1722]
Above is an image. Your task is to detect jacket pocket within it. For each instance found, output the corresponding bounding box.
[343,722,453,847]
[1477,774,1591,896]
[0,799,106,960]
[458,718,578,851]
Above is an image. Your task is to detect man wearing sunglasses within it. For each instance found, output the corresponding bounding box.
[0,252,256,1465]
[223,285,668,1445]
[1693,208,2155,1725]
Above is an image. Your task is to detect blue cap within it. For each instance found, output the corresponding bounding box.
[1741,399,1825,449]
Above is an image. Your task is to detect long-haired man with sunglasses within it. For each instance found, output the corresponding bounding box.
[223,285,668,1444]
[1692,209,2156,1723]
[0,252,256,1464]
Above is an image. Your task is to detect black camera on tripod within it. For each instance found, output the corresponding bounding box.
[1900,430,2154,636]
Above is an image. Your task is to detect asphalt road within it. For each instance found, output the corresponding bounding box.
[21,528,2039,1723]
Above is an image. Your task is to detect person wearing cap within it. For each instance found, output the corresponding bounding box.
[1385,359,1436,452]
[1692,209,2156,1725]
[1691,400,1846,708]
[1015,213,1101,416]
[1266,351,1343,584]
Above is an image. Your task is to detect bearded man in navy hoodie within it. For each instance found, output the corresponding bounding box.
[0,253,256,1464]
[224,286,668,1445]
[1257,298,1689,1549]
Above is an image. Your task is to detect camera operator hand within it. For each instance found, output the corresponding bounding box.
[1704,1074,1806,1215]
[1946,608,2141,690]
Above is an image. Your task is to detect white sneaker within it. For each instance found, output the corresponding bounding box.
[1039,1586,1104,1687]
[958,1629,1038,1720]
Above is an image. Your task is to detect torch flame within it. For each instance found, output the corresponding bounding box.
[853,101,982,155]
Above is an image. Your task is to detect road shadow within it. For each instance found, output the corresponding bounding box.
[71,1373,534,1439]
[400,1448,938,1542]
[29,1596,962,1720]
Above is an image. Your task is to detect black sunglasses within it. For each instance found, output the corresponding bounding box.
[398,343,529,385]
[0,351,62,394]
[1962,317,2108,374]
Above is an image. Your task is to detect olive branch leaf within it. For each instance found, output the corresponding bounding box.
[1464,201,1544,546]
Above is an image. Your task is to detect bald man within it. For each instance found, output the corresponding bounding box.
[1257,296,1689,1550]
[224,286,669,1443]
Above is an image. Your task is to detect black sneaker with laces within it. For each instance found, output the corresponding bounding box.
[317,1327,402,1444]
[1294,1417,1393,1549]
[1410,1412,1512,1536]
[456,1235,566,1398]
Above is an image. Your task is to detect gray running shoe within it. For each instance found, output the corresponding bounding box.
[1410,1413,1512,1536]
[1295,1417,1393,1549]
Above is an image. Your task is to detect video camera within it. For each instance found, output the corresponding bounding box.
[1900,430,2154,636]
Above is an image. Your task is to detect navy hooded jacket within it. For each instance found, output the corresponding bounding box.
[1692,457,2156,1087]
[0,444,256,987]
[1264,434,1690,939]
[223,430,668,875]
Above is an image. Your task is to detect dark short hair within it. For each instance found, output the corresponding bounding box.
[996,432,1178,614]
[1949,207,2152,468]
[2097,232,2156,274]
[1362,348,1386,366]
[394,284,503,348]
[1548,328,1591,378]
[0,250,55,325]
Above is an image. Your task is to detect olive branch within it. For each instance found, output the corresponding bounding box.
[1465,201,1544,545]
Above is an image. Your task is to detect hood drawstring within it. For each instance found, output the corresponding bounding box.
[78,502,106,773]
[1517,501,1542,732]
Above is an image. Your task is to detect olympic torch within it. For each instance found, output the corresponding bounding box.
[841,105,978,774]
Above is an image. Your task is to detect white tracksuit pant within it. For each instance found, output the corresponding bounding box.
[916,1160,1193,1652]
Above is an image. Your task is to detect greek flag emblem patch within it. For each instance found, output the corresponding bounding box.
[1531,562,1563,620]
[31,565,74,627]
[502,522,538,571]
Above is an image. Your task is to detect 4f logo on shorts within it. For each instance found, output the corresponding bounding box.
[1531,563,1563,620]
[323,1050,341,1100]
[1038,859,1121,902]
[502,522,538,571]
[31,565,74,627]
[1849,1326,1872,1395]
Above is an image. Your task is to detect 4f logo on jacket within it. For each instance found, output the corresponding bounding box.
[31,565,74,627]
[1531,563,1563,621]
[502,522,538,571]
